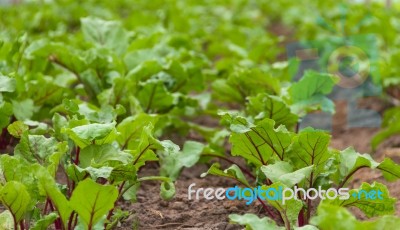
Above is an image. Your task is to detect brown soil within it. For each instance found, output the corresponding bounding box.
[122,165,260,230]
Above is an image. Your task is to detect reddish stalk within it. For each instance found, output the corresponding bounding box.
[105,181,126,228]
[257,197,282,222]
[338,166,368,189]
[305,172,314,223]
[43,198,50,215]
[12,215,17,230]
[74,147,81,165]
[19,221,25,230]
[298,209,305,227]
[0,127,9,150]
[67,212,76,230]
[49,200,62,230]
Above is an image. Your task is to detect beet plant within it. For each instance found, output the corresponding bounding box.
[1,1,400,230]
[202,71,400,229]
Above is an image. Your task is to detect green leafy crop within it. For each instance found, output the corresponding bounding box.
[203,112,400,229]
[0,0,399,229]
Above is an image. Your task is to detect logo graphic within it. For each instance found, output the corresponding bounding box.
[187,183,383,205]
[286,5,381,130]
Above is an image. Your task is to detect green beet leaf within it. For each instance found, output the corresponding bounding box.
[288,128,331,182]
[371,107,400,150]
[70,179,118,229]
[37,167,72,229]
[0,181,31,223]
[261,182,303,228]
[201,163,250,187]
[116,113,158,150]
[7,121,28,138]
[0,210,14,229]
[0,155,40,205]
[79,144,132,168]
[0,75,16,93]
[261,162,313,188]
[159,140,204,181]
[14,133,67,172]
[246,94,298,130]
[377,158,400,182]
[311,203,400,230]
[31,213,58,230]
[229,213,284,230]
[0,101,13,129]
[336,147,400,187]
[12,99,35,121]
[110,164,137,183]
[324,182,395,218]
[130,124,161,169]
[63,122,118,148]
[137,80,175,113]
[289,70,339,115]
[81,17,131,56]
[230,117,292,166]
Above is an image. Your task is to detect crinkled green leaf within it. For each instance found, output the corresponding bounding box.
[14,133,58,163]
[110,164,137,183]
[336,147,378,183]
[63,122,118,148]
[219,111,253,133]
[325,182,395,218]
[289,128,331,180]
[311,203,400,230]
[230,118,292,166]
[336,148,400,186]
[247,94,298,130]
[130,124,161,169]
[31,213,58,230]
[289,70,339,115]
[0,75,16,92]
[212,69,280,103]
[81,17,130,55]
[159,140,204,181]
[377,158,400,182]
[0,155,40,204]
[85,166,114,181]
[116,113,158,150]
[261,162,313,187]
[67,164,114,182]
[7,121,28,138]
[0,181,31,223]
[79,144,132,168]
[0,210,14,229]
